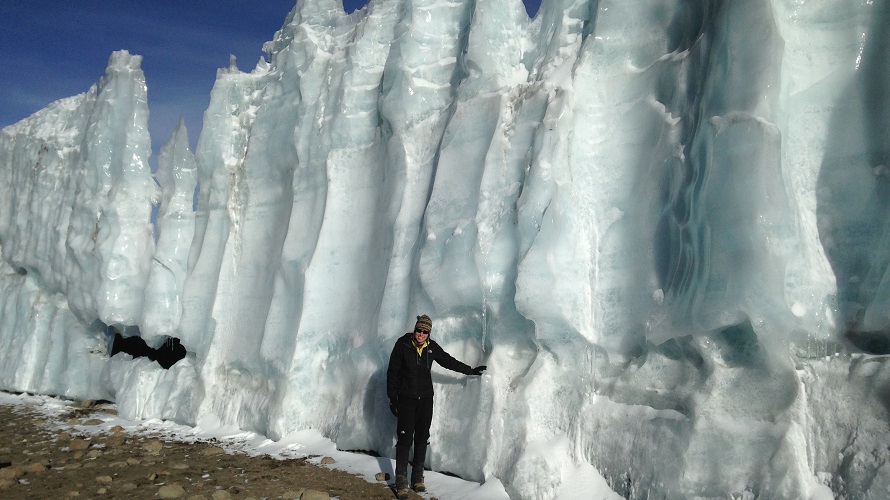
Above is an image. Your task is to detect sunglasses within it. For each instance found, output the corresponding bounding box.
[414,329,430,335]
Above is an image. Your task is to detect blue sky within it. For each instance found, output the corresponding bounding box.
[0,0,542,163]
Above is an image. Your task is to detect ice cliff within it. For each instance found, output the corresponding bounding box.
[2,0,890,498]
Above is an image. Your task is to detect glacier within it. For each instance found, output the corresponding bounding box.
[1,0,890,498]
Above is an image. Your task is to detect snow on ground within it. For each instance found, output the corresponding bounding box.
[0,391,514,499]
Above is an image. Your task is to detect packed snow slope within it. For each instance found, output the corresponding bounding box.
[2,0,890,498]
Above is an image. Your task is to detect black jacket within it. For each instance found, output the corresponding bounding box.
[387,332,473,400]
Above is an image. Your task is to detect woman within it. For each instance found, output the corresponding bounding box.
[386,315,486,498]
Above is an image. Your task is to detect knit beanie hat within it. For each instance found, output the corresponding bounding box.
[414,315,432,333]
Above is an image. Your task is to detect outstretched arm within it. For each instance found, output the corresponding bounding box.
[433,343,486,375]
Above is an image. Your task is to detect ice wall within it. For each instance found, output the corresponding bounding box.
[0,51,157,325]
[0,51,155,401]
[2,0,890,498]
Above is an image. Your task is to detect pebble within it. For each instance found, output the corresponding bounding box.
[320,456,335,465]
[69,438,90,450]
[158,483,187,498]
[0,466,23,479]
[22,462,48,473]
[143,440,164,454]
[106,432,126,447]
[301,490,331,500]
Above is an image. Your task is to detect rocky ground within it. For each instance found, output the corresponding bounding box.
[0,396,429,499]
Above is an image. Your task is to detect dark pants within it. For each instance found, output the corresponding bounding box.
[395,396,434,483]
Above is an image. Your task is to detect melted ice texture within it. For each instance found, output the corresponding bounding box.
[1,0,890,498]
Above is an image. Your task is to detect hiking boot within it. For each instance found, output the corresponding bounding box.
[396,474,410,499]
[411,465,424,492]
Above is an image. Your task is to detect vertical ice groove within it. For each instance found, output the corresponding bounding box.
[273,0,402,441]
[141,120,197,347]
[87,51,157,326]
[770,0,890,343]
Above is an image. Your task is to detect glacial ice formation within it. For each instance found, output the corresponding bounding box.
[2,0,890,498]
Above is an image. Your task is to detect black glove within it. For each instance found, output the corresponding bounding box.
[470,365,487,376]
[389,399,398,416]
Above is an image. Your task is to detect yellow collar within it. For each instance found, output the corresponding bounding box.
[415,340,429,356]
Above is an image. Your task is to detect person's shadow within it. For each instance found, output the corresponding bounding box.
[363,368,397,483]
